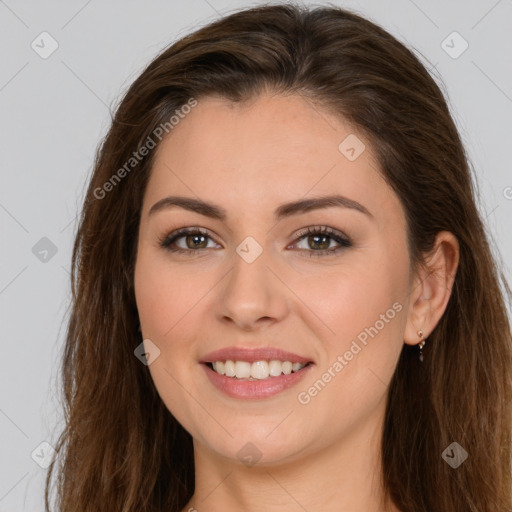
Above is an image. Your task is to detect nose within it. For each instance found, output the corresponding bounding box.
[216,243,289,331]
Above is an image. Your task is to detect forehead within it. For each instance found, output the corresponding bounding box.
[143,93,401,225]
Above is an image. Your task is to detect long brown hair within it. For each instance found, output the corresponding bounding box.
[45,3,512,511]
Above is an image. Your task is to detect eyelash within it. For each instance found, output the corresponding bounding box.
[158,225,352,258]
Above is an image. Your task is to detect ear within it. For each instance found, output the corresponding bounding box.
[404,231,460,346]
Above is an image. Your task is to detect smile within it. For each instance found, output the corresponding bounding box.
[201,361,314,399]
[208,360,310,380]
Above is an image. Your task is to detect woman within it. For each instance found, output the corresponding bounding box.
[45,3,512,511]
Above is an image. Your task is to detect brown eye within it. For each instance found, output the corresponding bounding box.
[159,228,218,254]
[158,225,352,258]
[292,226,352,257]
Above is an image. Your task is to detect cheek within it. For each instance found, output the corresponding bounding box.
[134,251,206,430]
[291,249,407,403]
[292,251,406,348]
[293,293,404,437]
[134,249,205,339]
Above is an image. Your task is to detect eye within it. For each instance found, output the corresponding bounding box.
[158,227,219,255]
[158,225,352,257]
[290,225,352,257]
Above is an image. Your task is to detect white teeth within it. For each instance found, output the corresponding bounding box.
[282,361,292,375]
[235,361,251,379]
[251,361,269,379]
[268,360,282,377]
[292,362,303,372]
[210,359,307,379]
[224,360,236,377]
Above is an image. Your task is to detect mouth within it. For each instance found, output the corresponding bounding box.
[203,360,314,380]
[199,346,315,398]
[200,359,315,400]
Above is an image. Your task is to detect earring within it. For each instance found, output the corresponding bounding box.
[417,329,426,363]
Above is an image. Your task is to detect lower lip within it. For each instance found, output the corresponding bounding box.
[201,363,314,399]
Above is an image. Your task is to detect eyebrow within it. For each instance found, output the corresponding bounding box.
[148,194,373,221]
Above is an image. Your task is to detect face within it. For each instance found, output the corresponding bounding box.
[134,92,413,466]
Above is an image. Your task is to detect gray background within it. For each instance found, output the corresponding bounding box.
[1,0,511,509]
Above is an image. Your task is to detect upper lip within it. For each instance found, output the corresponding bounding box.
[200,347,313,364]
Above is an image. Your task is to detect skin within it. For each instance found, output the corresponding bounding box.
[134,92,459,512]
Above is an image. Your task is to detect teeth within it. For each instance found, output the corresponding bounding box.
[250,361,269,379]
[269,360,282,376]
[211,359,308,379]
[223,360,235,377]
[235,361,251,379]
